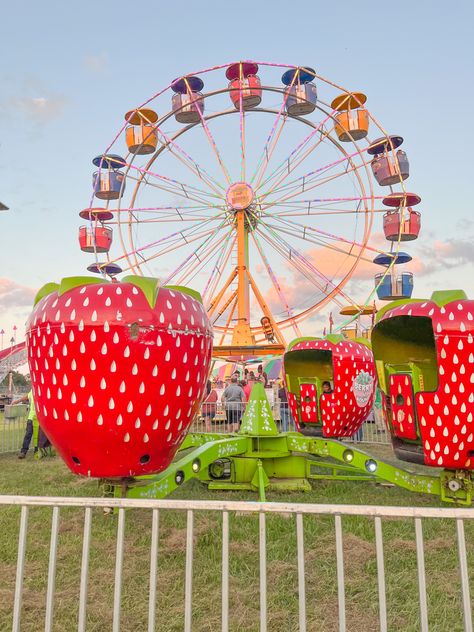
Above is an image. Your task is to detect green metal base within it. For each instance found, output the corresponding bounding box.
[106,383,472,505]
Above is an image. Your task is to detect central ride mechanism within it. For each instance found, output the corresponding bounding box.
[210,182,286,358]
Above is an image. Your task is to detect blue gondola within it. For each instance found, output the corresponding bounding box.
[92,155,126,200]
[281,67,317,116]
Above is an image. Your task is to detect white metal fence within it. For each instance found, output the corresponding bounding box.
[1,495,472,632]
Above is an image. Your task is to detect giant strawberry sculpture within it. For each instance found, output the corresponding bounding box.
[372,290,474,470]
[26,276,213,478]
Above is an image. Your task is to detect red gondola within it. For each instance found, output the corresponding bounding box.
[283,335,376,437]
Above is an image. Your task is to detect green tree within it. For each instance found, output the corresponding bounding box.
[0,371,31,390]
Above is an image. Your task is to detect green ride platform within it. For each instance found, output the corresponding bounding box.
[105,383,472,505]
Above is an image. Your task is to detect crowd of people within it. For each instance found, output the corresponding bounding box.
[202,364,292,431]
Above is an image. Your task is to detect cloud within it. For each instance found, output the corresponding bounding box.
[83,52,108,74]
[0,93,67,124]
[0,279,36,310]
[417,236,474,273]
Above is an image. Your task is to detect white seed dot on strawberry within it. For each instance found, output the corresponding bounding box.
[152,420,158,430]
[90,330,97,342]
[101,343,108,355]
[105,297,112,307]
[160,384,165,395]
[100,378,107,389]
[135,418,141,428]
[124,433,130,442]
[71,392,77,404]
[90,359,96,371]
[77,411,82,423]
[159,312,165,324]
[88,396,94,407]
[144,348,150,359]
[71,359,77,370]
[152,365,158,377]
[127,401,133,412]
[63,375,68,386]
[116,414,123,426]
[120,381,126,393]
[83,297,90,307]
[124,346,130,357]
[64,410,69,421]
[109,398,115,409]
[79,342,86,354]
[126,298,133,307]
[165,351,170,361]
[139,382,145,393]
[97,414,103,426]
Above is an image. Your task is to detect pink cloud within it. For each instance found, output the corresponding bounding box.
[0,278,36,309]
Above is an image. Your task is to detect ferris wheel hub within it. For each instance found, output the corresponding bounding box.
[226,182,255,211]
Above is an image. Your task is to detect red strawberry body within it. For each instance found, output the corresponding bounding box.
[373,290,474,469]
[284,335,376,436]
[25,276,213,478]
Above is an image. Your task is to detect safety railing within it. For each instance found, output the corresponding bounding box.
[193,402,391,444]
[1,495,472,632]
[0,408,26,455]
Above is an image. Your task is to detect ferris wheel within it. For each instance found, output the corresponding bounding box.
[79,61,420,358]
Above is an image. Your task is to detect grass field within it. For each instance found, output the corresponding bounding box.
[0,449,472,631]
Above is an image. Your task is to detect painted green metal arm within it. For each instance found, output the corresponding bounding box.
[121,436,248,500]
[286,435,472,505]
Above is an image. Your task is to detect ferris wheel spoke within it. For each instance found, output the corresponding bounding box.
[263,213,385,258]
[256,112,335,194]
[116,215,223,270]
[154,125,226,195]
[254,226,346,315]
[256,221,353,304]
[250,72,300,187]
[260,156,371,211]
[250,231,301,337]
[202,232,237,302]
[262,218,374,265]
[179,80,232,185]
[172,224,235,287]
[259,145,368,203]
[123,162,223,206]
[237,64,247,183]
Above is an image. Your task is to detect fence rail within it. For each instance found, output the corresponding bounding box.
[0,495,472,632]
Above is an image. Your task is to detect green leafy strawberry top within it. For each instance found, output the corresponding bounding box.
[376,289,468,322]
[33,275,203,309]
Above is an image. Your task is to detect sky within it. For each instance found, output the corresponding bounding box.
[1,0,473,350]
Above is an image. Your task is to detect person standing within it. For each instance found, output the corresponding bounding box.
[278,381,291,432]
[221,376,246,432]
[202,382,218,432]
[257,364,268,387]
[14,390,36,459]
